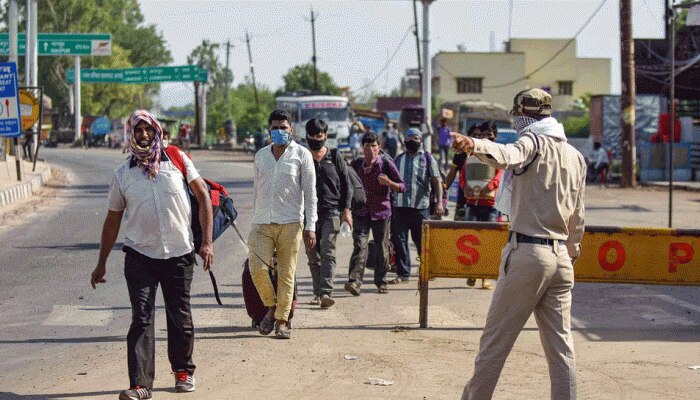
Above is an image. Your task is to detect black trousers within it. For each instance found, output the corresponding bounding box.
[124,247,196,389]
[349,216,391,288]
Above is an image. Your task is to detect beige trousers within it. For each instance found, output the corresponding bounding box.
[248,223,303,322]
[462,234,577,400]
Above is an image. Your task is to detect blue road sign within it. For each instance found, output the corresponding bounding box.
[0,62,22,138]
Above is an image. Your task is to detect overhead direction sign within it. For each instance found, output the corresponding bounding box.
[0,62,22,137]
[0,33,111,56]
[66,65,208,84]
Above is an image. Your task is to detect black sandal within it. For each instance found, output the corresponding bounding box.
[258,315,275,336]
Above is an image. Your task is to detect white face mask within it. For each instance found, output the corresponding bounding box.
[162,139,169,148]
[514,115,539,133]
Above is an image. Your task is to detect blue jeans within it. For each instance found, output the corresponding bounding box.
[391,207,429,279]
[466,205,499,222]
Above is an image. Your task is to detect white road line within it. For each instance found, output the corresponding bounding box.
[655,294,700,314]
[42,305,113,326]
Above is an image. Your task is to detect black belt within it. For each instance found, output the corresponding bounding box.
[509,232,565,247]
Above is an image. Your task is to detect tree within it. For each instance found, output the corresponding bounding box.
[282,63,342,95]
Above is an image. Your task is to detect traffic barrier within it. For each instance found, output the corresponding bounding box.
[419,221,700,328]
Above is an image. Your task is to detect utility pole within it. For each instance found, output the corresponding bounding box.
[9,0,20,180]
[421,0,435,153]
[619,0,637,188]
[310,7,318,92]
[413,0,422,98]
[508,0,514,40]
[224,40,232,119]
[245,30,260,108]
[667,0,676,227]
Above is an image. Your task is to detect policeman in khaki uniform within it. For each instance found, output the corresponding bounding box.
[451,88,586,400]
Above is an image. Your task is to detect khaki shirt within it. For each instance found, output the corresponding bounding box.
[472,134,586,258]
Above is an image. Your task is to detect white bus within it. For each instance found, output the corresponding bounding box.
[275,94,352,151]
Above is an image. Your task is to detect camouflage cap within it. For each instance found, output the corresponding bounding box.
[510,88,552,116]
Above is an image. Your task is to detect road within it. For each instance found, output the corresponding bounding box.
[0,147,698,400]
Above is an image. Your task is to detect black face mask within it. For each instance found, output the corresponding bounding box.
[307,138,326,151]
[405,140,421,153]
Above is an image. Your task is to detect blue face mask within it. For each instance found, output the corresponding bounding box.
[270,129,290,145]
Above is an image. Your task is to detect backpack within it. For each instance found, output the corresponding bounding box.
[329,149,365,211]
[165,145,238,305]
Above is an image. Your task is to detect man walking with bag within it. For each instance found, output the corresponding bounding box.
[451,89,586,400]
[90,110,213,400]
[249,109,317,339]
[304,118,353,308]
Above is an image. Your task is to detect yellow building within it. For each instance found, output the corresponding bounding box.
[431,38,611,111]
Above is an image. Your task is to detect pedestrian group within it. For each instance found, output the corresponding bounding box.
[91,87,586,400]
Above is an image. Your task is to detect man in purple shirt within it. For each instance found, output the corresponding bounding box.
[346,132,406,295]
[437,118,452,171]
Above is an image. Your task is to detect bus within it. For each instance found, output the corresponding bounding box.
[275,94,352,151]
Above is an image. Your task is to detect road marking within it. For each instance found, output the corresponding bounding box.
[655,294,700,313]
[192,307,240,327]
[42,305,113,326]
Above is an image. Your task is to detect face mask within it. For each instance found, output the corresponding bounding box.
[405,140,421,153]
[306,138,325,151]
[514,115,539,133]
[162,139,169,148]
[270,129,290,145]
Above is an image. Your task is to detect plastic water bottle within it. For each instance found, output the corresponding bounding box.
[340,221,352,238]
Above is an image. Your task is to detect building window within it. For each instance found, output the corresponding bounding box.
[456,78,483,94]
[558,81,573,95]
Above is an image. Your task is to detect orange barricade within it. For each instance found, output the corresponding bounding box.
[419,221,700,327]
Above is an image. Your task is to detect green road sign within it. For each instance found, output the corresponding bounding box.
[66,65,208,84]
[0,33,111,56]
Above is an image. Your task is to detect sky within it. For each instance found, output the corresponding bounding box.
[138,0,667,108]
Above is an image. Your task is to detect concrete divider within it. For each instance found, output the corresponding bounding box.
[0,166,51,208]
[419,221,700,327]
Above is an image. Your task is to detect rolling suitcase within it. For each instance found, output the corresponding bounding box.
[241,259,297,329]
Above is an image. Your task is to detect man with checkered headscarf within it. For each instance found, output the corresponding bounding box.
[451,89,587,400]
[91,110,214,400]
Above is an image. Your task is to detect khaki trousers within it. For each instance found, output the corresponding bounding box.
[462,234,577,400]
[248,223,303,321]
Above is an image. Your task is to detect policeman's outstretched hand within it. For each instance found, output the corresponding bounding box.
[199,243,214,271]
[450,132,474,153]
[91,264,106,289]
[303,230,317,249]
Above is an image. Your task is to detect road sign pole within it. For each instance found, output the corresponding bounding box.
[9,0,18,65]
[14,137,21,181]
[74,56,81,145]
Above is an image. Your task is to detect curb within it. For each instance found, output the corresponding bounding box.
[642,182,700,192]
[0,166,52,208]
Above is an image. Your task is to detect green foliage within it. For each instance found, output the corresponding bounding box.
[282,63,342,95]
[2,0,172,117]
[562,113,590,138]
[572,92,593,111]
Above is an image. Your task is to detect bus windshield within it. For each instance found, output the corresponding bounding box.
[300,107,349,122]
